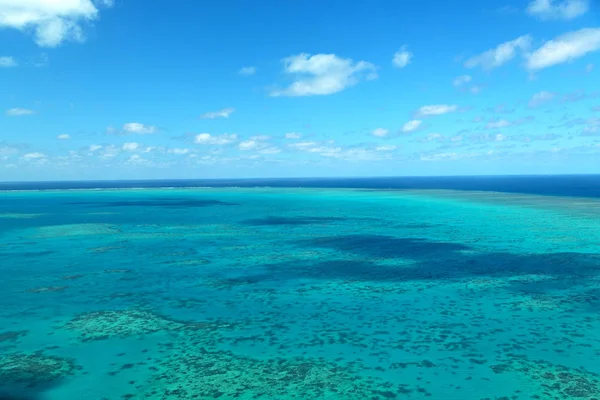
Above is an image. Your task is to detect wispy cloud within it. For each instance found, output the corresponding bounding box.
[526,28,600,71]
[122,123,158,135]
[415,104,458,118]
[528,91,556,107]
[392,46,412,68]
[0,56,17,67]
[401,120,423,133]
[194,133,237,145]
[269,53,377,97]
[238,66,256,76]
[371,128,389,137]
[526,0,589,20]
[285,132,302,139]
[453,75,472,87]
[465,35,531,70]
[200,107,235,119]
[57,134,70,140]
[6,108,35,116]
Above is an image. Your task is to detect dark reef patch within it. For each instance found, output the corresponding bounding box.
[65,198,238,208]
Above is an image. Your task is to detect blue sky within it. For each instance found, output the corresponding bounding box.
[1,0,600,181]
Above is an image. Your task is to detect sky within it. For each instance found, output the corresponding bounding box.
[1,0,600,181]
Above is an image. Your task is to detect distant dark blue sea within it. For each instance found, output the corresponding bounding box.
[1,176,600,399]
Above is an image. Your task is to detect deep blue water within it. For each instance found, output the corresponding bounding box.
[2,174,600,198]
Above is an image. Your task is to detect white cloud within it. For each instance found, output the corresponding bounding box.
[465,35,532,70]
[168,148,190,155]
[402,119,423,133]
[375,145,397,151]
[258,147,281,155]
[238,66,256,76]
[6,108,35,116]
[250,135,270,141]
[526,28,600,71]
[528,91,556,107]
[526,0,589,20]
[486,119,511,129]
[122,122,158,135]
[392,46,412,68]
[0,56,17,67]
[22,152,46,160]
[289,141,318,149]
[269,53,377,97]
[415,104,458,117]
[88,144,102,152]
[57,134,70,140]
[0,0,112,47]
[371,128,389,137]
[122,142,139,151]
[239,140,258,150]
[200,107,235,119]
[453,75,472,87]
[194,133,237,145]
[285,132,302,139]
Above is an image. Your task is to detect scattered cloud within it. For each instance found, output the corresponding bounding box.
[6,108,35,116]
[0,0,113,47]
[239,140,259,150]
[122,142,139,151]
[57,134,70,140]
[168,148,190,155]
[464,35,531,70]
[486,104,516,114]
[453,75,472,87]
[89,144,102,152]
[402,120,423,133]
[22,152,46,160]
[200,107,235,119]
[415,104,458,117]
[285,132,302,139]
[122,122,158,135]
[269,53,377,97]
[0,56,17,67]
[526,28,600,71]
[375,145,397,151]
[485,119,511,129]
[371,128,389,137]
[392,46,412,68]
[194,133,237,145]
[528,91,556,107]
[526,0,589,20]
[238,66,256,76]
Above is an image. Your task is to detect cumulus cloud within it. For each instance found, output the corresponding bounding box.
[89,144,102,152]
[6,108,35,116]
[371,128,389,137]
[465,35,531,70]
[375,145,397,151]
[392,46,412,68]
[0,0,113,47]
[239,140,258,150]
[528,91,556,107]
[238,66,256,76]
[415,104,458,117]
[194,133,237,145]
[0,56,17,67]
[168,148,190,155]
[526,28,600,71]
[122,122,158,135]
[269,53,377,97]
[526,0,589,20]
[57,134,70,140]
[285,132,302,139]
[401,120,423,133]
[200,107,235,119]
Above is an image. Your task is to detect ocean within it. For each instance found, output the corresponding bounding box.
[1,176,600,399]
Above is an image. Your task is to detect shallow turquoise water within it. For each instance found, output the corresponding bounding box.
[1,188,600,399]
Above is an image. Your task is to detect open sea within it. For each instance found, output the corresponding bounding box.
[1,175,600,400]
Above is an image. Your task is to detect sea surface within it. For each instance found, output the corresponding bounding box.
[1,176,600,399]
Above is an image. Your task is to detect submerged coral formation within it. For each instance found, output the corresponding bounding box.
[0,353,77,390]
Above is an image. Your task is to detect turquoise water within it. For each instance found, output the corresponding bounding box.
[1,187,600,399]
